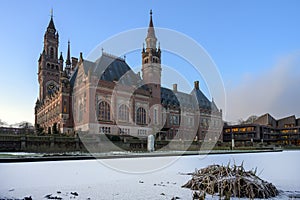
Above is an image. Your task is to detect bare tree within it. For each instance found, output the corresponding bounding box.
[18,121,34,129]
[0,119,7,127]
[239,115,258,125]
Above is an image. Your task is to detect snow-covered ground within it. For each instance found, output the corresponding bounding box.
[0,151,299,199]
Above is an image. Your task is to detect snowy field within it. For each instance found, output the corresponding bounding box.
[0,151,299,199]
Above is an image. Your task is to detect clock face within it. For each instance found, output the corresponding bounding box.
[47,82,57,95]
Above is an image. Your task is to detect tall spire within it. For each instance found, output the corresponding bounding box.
[146,9,157,49]
[66,40,71,66]
[147,9,156,39]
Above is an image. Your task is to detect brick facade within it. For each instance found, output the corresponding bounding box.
[35,11,223,142]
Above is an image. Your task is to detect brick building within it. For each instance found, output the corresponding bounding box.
[35,11,223,142]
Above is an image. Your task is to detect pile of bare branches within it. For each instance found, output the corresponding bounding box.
[182,163,278,199]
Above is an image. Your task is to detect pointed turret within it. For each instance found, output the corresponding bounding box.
[46,9,56,33]
[64,40,72,76]
[146,10,157,49]
[59,52,64,72]
[66,40,71,66]
[47,17,56,32]
[59,52,64,61]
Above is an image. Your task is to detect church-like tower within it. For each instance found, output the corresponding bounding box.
[38,13,62,101]
[142,10,161,86]
[142,10,162,129]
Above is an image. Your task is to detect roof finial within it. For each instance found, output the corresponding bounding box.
[66,40,71,66]
[47,8,56,31]
[80,52,83,62]
[149,9,154,28]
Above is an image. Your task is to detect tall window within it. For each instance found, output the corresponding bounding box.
[50,47,54,59]
[154,108,158,124]
[78,103,83,122]
[118,104,129,121]
[98,101,110,121]
[136,107,146,125]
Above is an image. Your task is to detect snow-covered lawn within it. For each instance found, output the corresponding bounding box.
[0,151,299,199]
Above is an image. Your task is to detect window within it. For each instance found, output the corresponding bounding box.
[63,99,67,113]
[174,115,179,125]
[138,129,147,136]
[98,101,111,121]
[78,103,83,122]
[136,107,146,125]
[118,104,129,122]
[50,47,54,59]
[154,108,158,124]
[188,117,194,126]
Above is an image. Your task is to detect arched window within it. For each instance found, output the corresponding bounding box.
[50,47,54,59]
[136,107,146,125]
[98,101,110,121]
[118,104,129,122]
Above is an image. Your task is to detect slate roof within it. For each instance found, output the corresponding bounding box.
[70,53,218,111]
[191,88,215,110]
[70,53,143,88]
[47,17,56,31]
[161,87,217,111]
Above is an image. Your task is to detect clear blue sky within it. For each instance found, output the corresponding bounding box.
[0,0,300,125]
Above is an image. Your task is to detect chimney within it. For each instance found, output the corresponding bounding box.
[173,83,177,92]
[79,52,83,63]
[194,81,199,90]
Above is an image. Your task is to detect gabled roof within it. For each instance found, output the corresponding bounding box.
[161,87,217,111]
[161,87,180,108]
[191,88,214,110]
[254,113,277,127]
[277,115,296,122]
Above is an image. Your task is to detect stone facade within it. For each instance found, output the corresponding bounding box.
[35,11,223,142]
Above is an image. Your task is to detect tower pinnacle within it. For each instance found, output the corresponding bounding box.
[66,40,71,66]
[146,9,157,49]
[149,9,153,28]
[47,9,56,32]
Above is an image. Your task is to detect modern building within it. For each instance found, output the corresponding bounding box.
[34,11,223,142]
[223,113,300,145]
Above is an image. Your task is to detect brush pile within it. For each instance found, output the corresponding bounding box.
[182,163,278,199]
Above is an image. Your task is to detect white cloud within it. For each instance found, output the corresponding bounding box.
[225,52,300,123]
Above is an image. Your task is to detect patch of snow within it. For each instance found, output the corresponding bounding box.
[0,151,299,199]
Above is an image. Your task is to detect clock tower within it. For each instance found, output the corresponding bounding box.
[38,13,63,101]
